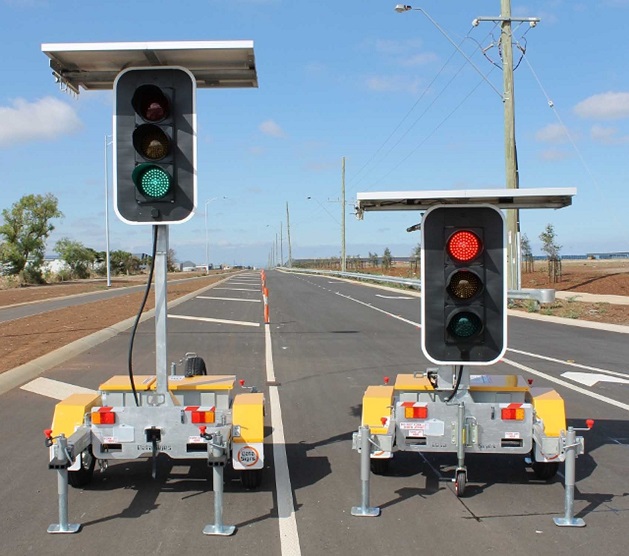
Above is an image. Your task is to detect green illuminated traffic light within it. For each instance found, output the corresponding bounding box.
[114,67,196,224]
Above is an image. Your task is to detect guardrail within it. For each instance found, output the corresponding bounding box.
[279,267,555,305]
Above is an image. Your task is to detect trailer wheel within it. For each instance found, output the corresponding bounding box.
[241,469,263,490]
[532,461,559,480]
[370,458,390,475]
[184,356,207,377]
[68,447,95,488]
[454,470,466,497]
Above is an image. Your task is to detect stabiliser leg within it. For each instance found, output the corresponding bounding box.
[203,432,236,536]
[47,435,81,534]
[351,425,380,517]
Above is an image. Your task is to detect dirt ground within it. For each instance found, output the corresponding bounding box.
[0,262,627,375]
[0,271,245,374]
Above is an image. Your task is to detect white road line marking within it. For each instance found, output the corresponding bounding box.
[560,371,629,387]
[507,348,629,379]
[215,287,260,292]
[265,324,302,555]
[21,377,96,401]
[375,294,414,300]
[169,314,260,327]
[502,357,629,412]
[197,296,261,303]
[334,290,421,328]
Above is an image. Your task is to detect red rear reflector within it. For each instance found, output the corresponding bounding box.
[93,407,116,425]
[404,405,428,419]
[186,406,215,424]
[501,407,525,420]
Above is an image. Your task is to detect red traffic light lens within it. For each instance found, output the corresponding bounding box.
[447,230,481,262]
[447,312,482,339]
[132,84,170,122]
[448,270,482,300]
[133,124,170,160]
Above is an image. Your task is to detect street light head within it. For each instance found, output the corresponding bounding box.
[394,4,412,13]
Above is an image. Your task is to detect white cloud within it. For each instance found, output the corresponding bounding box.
[574,91,629,120]
[0,97,82,146]
[259,119,286,138]
[539,149,572,162]
[535,123,571,144]
[366,75,422,95]
[400,53,439,67]
[590,124,629,144]
[539,149,572,161]
[374,38,423,55]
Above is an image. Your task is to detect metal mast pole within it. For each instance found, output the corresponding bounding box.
[341,156,346,273]
[154,225,171,404]
[286,202,293,267]
[500,0,520,290]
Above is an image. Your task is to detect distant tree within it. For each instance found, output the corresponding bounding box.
[521,233,534,273]
[110,250,141,275]
[382,247,392,270]
[55,238,95,279]
[410,243,421,274]
[521,234,532,259]
[539,224,561,259]
[167,248,178,272]
[0,193,62,282]
[539,224,562,282]
[368,251,379,268]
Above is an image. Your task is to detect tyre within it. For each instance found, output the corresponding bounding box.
[370,458,390,475]
[532,461,559,480]
[68,448,95,488]
[184,356,207,377]
[454,470,466,497]
[241,469,263,490]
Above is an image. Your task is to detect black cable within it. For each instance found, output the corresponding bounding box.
[446,365,464,403]
[127,225,159,407]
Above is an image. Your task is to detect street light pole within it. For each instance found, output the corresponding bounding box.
[104,134,112,287]
[341,156,346,273]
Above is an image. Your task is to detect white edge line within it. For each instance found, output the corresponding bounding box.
[265,323,302,555]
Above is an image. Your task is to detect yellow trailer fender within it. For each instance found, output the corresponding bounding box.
[232,392,265,470]
[51,393,102,438]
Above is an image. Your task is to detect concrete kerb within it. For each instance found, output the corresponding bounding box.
[0,276,233,397]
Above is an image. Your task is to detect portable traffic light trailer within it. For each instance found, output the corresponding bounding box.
[41,41,262,535]
[351,189,590,524]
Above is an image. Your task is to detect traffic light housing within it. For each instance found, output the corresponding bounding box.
[114,67,196,224]
[421,205,506,365]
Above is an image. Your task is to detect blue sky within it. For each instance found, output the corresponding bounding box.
[1,0,628,268]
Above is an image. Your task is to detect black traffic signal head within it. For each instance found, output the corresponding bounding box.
[114,67,196,224]
[421,205,506,365]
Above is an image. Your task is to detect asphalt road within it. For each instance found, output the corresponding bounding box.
[1,270,628,555]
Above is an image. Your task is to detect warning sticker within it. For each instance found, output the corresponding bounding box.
[237,445,260,467]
